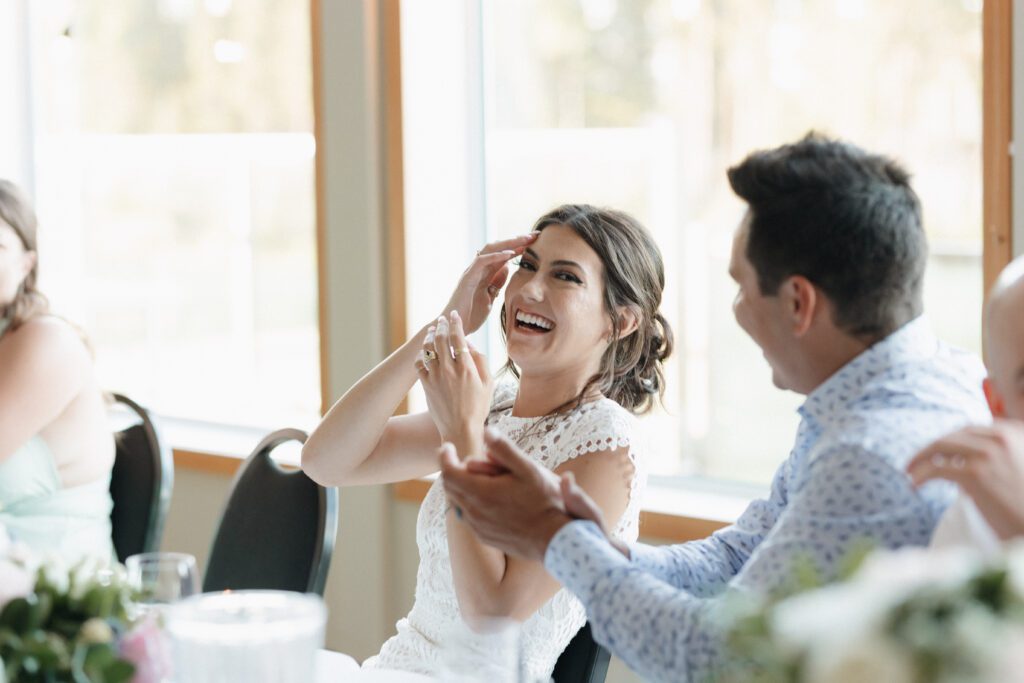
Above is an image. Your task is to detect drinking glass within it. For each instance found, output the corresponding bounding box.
[165,590,326,683]
[125,552,200,619]
[439,617,522,683]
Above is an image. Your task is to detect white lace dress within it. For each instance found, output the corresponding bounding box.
[363,383,646,682]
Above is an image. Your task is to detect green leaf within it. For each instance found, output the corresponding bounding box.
[20,631,70,670]
[102,659,136,683]
[0,597,32,634]
[26,592,53,633]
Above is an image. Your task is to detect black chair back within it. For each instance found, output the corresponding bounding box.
[202,429,338,595]
[109,393,174,563]
[552,622,611,683]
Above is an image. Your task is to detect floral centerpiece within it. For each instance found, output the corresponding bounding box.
[0,526,152,683]
[726,544,1024,683]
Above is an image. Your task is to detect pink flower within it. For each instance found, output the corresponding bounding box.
[119,617,172,683]
[0,559,32,609]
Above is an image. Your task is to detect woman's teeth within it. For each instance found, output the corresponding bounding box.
[515,310,554,331]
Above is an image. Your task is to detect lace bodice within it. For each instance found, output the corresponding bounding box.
[363,383,646,682]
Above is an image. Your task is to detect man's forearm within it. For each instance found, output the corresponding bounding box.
[545,522,723,683]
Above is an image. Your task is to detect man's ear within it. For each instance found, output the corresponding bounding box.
[782,275,817,337]
[611,306,640,341]
[983,377,1006,417]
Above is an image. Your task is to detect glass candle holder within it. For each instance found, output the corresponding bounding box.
[165,590,326,683]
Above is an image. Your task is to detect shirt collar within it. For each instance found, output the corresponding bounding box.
[798,315,937,424]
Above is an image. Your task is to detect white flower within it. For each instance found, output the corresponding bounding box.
[771,581,889,652]
[803,632,916,683]
[1002,540,1024,600]
[6,541,35,567]
[37,555,70,594]
[987,625,1024,682]
[69,557,115,600]
[851,545,983,598]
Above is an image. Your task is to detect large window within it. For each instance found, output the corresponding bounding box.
[402,0,983,485]
[22,0,319,429]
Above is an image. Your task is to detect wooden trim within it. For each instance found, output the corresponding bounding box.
[639,510,727,543]
[173,447,300,476]
[382,0,407,355]
[381,0,409,416]
[311,0,331,416]
[173,448,244,477]
[983,0,1014,308]
[393,477,431,501]
[390,477,728,543]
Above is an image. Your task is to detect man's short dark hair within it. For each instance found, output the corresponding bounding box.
[727,132,927,339]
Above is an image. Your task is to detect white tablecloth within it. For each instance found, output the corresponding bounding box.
[315,650,434,682]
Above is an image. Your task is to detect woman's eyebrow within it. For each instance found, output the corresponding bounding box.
[528,244,585,268]
[551,259,583,269]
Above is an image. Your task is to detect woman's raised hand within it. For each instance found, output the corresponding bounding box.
[415,310,492,458]
[443,234,537,334]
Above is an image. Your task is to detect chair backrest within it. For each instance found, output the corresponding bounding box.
[552,622,611,683]
[202,428,338,596]
[109,393,174,563]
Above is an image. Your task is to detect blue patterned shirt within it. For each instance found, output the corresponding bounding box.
[544,317,989,682]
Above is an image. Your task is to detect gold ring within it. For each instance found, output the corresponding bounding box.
[452,347,470,358]
[423,349,438,363]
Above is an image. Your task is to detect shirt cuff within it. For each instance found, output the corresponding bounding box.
[543,520,631,604]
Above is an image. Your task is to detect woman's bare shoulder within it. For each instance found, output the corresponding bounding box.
[0,316,90,367]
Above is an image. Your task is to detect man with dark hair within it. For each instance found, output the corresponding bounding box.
[441,134,990,681]
[731,132,926,341]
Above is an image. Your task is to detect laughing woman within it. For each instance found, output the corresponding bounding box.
[0,180,115,565]
[302,205,673,682]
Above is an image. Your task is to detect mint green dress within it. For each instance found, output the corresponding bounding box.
[0,320,115,565]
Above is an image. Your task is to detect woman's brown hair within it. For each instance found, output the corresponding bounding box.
[0,180,49,332]
[500,204,673,415]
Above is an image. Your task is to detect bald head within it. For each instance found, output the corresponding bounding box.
[984,255,1024,419]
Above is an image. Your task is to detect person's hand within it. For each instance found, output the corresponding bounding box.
[907,420,1024,540]
[416,311,492,457]
[440,429,570,562]
[442,234,538,333]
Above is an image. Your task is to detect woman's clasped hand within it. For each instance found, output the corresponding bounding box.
[415,311,491,459]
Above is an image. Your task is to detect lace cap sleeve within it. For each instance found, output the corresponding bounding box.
[550,399,640,468]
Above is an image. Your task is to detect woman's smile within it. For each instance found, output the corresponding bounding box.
[512,308,556,335]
